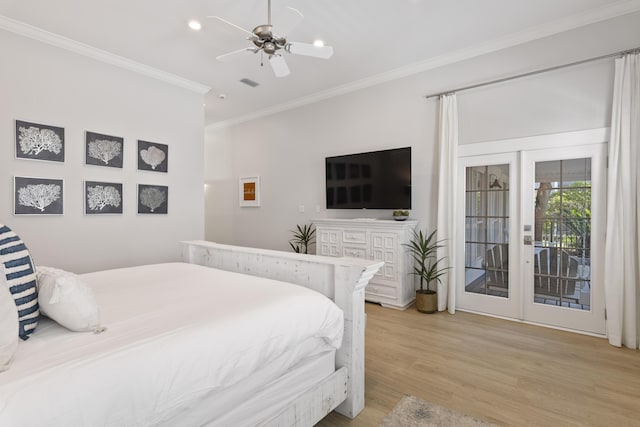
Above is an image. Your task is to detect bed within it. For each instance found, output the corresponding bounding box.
[0,240,383,426]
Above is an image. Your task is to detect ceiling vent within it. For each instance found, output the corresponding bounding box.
[240,78,260,87]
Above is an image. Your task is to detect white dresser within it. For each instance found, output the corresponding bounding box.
[313,219,418,309]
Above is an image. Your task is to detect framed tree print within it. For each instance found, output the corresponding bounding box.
[15,120,65,162]
[85,181,123,214]
[138,184,168,214]
[85,132,124,168]
[14,176,64,215]
[137,140,168,172]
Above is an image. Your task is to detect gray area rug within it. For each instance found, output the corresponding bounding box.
[380,395,498,427]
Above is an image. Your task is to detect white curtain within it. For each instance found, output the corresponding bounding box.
[436,94,459,313]
[604,52,640,349]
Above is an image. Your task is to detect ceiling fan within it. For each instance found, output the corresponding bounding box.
[209,0,334,77]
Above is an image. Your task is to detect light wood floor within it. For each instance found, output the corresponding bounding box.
[317,303,640,427]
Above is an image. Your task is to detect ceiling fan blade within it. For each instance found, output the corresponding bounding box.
[269,54,290,78]
[216,47,257,62]
[286,42,334,59]
[207,16,255,38]
[273,7,304,37]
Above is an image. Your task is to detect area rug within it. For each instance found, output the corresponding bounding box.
[380,395,498,427]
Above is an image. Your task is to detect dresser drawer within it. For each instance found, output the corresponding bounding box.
[342,230,367,244]
[319,244,340,257]
[342,245,367,259]
[365,282,397,299]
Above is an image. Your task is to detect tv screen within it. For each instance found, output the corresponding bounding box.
[325,147,411,209]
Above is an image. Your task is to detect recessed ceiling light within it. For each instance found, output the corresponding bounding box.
[188,20,202,31]
[313,39,325,48]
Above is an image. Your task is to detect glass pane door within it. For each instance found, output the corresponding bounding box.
[457,153,520,319]
[533,159,591,310]
[522,145,605,335]
[465,164,510,297]
[458,144,605,335]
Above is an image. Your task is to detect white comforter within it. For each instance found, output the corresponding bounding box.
[0,262,344,426]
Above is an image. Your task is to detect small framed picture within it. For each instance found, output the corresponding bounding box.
[138,184,168,214]
[239,176,260,207]
[85,131,124,168]
[14,176,64,215]
[15,120,65,162]
[137,140,168,172]
[85,181,123,215]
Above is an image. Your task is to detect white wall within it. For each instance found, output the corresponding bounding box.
[0,30,205,273]
[205,12,640,252]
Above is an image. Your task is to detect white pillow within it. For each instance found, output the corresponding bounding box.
[36,266,102,332]
[0,266,19,372]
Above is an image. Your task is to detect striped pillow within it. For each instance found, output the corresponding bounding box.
[0,224,39,340]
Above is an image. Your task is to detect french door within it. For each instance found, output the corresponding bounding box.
[457,143,606,335]
[457,153,521,319]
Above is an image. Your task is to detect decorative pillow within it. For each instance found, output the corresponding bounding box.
[0,224,39,340]
[36,266,102,332]
[0,268,19,372]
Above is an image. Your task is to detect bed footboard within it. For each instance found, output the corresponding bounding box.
[181,240,383,420]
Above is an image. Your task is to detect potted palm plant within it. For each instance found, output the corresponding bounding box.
[404,229,448,313]
[289,224,316,254]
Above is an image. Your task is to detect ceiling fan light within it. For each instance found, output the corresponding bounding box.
[263,41,277,55]
[188,20,202,31]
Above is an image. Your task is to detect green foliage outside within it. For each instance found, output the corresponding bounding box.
[543,181,591,255]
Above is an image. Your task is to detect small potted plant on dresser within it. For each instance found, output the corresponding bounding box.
[392,210,410,221]
[404,229,448,313]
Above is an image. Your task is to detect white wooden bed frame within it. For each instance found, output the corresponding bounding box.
[182,240,383,426]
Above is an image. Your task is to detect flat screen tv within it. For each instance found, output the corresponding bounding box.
[325,147,411,209]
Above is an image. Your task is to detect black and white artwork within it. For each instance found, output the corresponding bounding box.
[14,176,64,215]
[137,140,168,173]
[15,120,65,162]
[138,184,168,214]
[85,132,124,168]
[85,181,123,215]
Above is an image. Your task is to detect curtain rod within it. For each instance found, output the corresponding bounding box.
[424,46,640,100]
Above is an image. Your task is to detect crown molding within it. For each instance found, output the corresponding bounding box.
[208,0,640,130]
[0,15,211,95]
